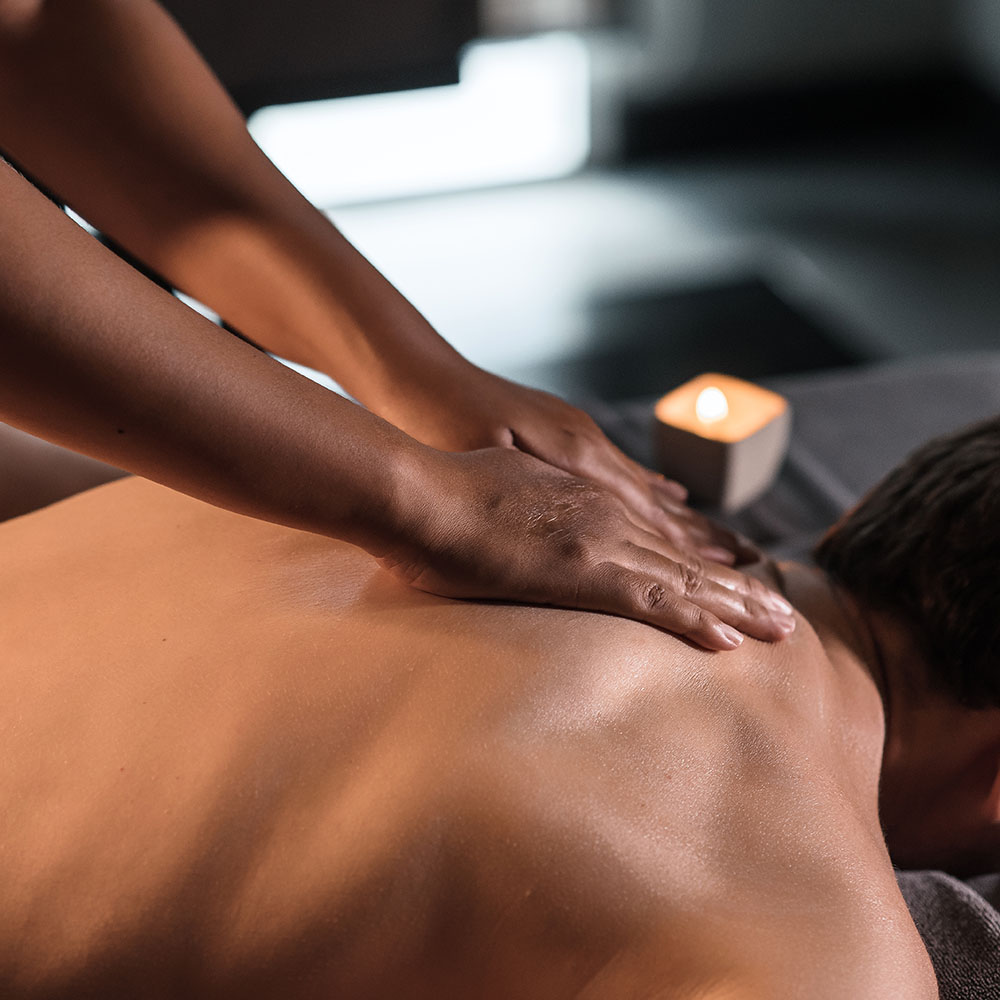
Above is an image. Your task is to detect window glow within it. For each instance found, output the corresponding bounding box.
[248,33,591,207]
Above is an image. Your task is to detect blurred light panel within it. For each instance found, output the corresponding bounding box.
[248,33,590,207]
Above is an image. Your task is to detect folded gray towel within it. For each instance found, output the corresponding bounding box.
[898,871,1000,1000]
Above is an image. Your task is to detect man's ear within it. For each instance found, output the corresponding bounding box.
[947,736,1000,876]
[986,751,1000,823]
[952,719,1000,827]
[978,717,1000,822]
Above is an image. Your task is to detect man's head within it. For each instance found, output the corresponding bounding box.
[815,416,1000,874]
[815,415,1000,709]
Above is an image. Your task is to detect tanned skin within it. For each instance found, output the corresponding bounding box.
[0,478,943,999]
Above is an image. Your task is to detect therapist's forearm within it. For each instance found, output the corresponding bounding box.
[0,158,429,553]
[0,0,462,414]
[0,159,796,649]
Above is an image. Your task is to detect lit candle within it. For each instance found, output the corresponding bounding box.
[653,373,791,511]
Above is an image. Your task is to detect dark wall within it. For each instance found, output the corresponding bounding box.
[161,0,479,113]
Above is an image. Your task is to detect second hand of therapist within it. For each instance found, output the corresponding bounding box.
[0,0,795,648]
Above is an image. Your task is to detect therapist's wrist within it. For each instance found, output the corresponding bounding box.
[333,431,450,564]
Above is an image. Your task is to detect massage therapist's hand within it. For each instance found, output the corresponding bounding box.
[378,365,758,567]
[377,447,796,651]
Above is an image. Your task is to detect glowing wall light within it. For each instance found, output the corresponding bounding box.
[248,33,591,207]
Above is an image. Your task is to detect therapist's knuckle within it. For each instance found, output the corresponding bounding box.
[740,574,770,603]
[679,559,706,599]
[640,580,671,613]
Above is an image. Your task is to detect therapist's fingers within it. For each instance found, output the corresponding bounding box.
[616,493,768,581]
[576,563,742,651]
[572,551,794,650]
[647,503,739,564]
[630,524,791,609]
[511,416,748,566]
[620,459,764,566]
[681,510,763,567]
[651,474,688,503]
[632,544,794,642]
[383,447,797,651]
[601,460,753,566]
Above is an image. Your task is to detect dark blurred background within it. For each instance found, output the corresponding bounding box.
[163,0,1000,403]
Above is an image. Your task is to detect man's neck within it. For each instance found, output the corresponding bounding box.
[782,561,889,700]
[774,559,1000,875]
[748,557,887,705]
[757,559,890,774]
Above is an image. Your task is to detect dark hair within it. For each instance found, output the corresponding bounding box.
[814,416,1000,708]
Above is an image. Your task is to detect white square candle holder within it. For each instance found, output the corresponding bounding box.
[653,373,791,512]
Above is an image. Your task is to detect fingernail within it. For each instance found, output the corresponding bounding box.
[659,479,688,502]
[714,624,744,649]
[700,546,736,565]
[774,614,796,634]
[764,593,794,615]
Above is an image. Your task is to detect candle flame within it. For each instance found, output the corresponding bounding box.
[695,386,729,424]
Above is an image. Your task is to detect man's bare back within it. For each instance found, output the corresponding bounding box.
[0,478,936,998]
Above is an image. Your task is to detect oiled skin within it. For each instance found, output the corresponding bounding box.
[0,479,936,998]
